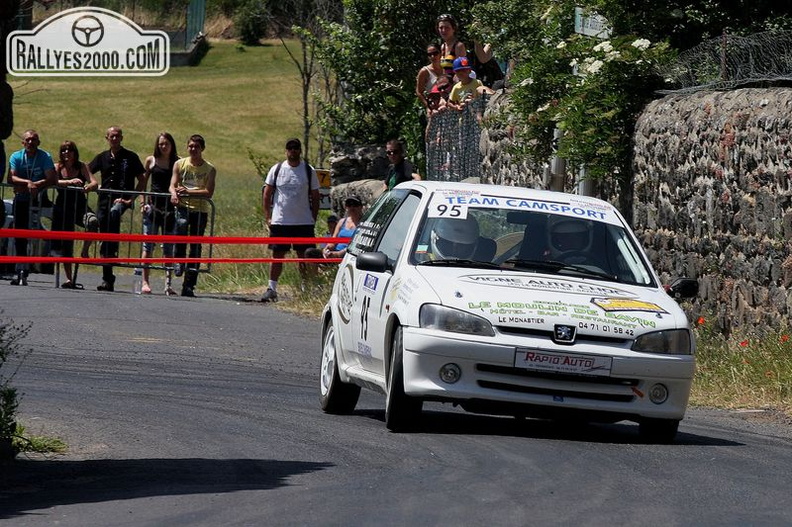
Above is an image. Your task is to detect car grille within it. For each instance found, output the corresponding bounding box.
[476,363,637,403]
[495,326,630,345]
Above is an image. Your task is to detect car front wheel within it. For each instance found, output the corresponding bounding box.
[320,318,360,414]
[385,326,423,432]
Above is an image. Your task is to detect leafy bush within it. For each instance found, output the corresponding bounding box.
[234,0,267,45]
[0,311,30,441]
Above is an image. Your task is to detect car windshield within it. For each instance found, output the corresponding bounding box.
[410,200,655,286]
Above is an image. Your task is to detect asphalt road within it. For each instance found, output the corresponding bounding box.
[1,272,791,526]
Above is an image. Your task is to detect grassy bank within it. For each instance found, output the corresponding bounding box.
[691,322,792,415]
[11,39,313,294]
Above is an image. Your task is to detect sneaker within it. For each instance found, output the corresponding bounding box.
[174,263,184,277]
[181,286,195,297]
[10,272,27,286]
[97,281,115,292]
[260,288,278,303]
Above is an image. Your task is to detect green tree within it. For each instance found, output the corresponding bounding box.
[314,0,487,153]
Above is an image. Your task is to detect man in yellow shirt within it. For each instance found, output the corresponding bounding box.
[170,134,216,297]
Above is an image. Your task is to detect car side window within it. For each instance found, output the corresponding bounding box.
[346,189,409,256]
[376,193,421,266]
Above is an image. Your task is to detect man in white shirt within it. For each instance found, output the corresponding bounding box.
[261,138,320,302]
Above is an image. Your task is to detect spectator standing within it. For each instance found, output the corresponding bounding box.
[416,43,445,113]
[52,140,98,289]
[261,138,320,302]
[6,129,57,286]
[170,134,216,298]
[471,41,505,89]
[322,196,363,260]
[141,132,179,295]
[88,126,146,292]
[436,14,467,62]
[448,57,494,112]
[383,139,420,191]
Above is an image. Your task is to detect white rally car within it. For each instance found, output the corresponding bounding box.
[320,181,698,442]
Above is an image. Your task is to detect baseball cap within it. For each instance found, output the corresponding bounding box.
[453,56,471,72]
[441,54,455,71]
[285,138,301,150]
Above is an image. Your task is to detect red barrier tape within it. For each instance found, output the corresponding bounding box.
[0,228,349,245]
[0,229,349,264]
[0,257,342,264]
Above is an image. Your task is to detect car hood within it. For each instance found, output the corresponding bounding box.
[414,267,688,336]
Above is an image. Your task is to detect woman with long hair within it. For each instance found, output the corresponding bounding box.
[416,42,445,113]
[436,14,467,62]
[140,132,179,295]
[52,140,98,288]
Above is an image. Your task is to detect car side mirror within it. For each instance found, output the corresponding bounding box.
[356,251,389,273]
[666,277,698,300]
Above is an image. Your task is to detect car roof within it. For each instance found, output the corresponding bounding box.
[394,180,618,213]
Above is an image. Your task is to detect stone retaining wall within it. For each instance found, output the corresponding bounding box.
[634,88,792,332]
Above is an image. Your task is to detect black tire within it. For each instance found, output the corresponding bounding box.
[385,327,423,432]
[639,418,680,444]
[319,319,360,414]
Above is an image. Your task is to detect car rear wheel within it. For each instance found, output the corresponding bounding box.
[639,418,680,444]
[320,319,360,414]
[385,326,423,432]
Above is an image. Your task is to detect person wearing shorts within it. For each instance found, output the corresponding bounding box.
[261,138,320,302]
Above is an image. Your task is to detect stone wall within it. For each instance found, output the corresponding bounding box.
[634,88,792,332]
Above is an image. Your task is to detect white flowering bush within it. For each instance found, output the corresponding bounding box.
[509,1,673,187]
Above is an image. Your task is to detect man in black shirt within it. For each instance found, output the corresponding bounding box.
[382,139,420,191]
[88,126,146,291]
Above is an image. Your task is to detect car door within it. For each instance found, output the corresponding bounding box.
[336,189,410,368]
[353,192,422,375]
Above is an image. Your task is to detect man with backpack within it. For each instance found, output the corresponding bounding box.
[261,138,320,302]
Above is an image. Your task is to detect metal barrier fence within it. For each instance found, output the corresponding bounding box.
[1,182,215,281]
[425,96,488,182]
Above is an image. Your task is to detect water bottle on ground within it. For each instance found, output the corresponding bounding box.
[133,268,143,294]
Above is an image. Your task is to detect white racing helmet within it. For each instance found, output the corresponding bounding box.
[430,216,479,259]
[548,216,593,256]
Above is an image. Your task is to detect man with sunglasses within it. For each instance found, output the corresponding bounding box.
[382,139,421,191]
[261,137,320,302]
[88,126,146,292]
[6,129,57,285]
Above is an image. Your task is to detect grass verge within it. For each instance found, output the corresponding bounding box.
[691,319,792,415]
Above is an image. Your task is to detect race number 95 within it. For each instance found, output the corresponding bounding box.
[428,202,468,219]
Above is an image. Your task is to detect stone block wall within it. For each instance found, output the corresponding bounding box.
[633,88,792,332]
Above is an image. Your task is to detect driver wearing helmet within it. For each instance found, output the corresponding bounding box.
[429,216,480,260]
[547,216,593,261]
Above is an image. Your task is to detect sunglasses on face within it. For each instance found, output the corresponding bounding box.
[428,51,440,56]
[386,150,401,155]
[60,148,72,154]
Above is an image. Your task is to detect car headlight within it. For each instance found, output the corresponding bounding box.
[419,304,495,337]
[632,329,693,355]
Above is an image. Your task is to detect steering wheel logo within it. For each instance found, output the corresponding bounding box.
[71,15,105,47]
